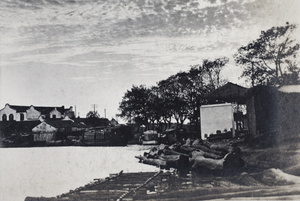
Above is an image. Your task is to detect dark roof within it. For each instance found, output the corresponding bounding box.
[0,121,41,133]
[34,106,67,115]
[45,120,86,128]
[206,82,248,104]
[245,85,278,98]
[7,104,70,114]
[9,105,29,113]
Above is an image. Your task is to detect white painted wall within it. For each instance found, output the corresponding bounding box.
[50,108,62,119]
[32,122,57,133]
[26,106,41,120]
[200,103,235,139]
[0,104,26,121]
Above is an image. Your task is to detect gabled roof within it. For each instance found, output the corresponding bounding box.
[206,82,248,104]
[4,104,71,114]
[9,105,29,113]
[33,106,67,115]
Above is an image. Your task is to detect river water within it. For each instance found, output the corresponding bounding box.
[0,146,159,201]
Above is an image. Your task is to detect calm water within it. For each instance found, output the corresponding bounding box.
[0,146,158,201]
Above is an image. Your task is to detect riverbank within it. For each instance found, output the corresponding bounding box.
[23,139,300,200]
[25,168,300,201]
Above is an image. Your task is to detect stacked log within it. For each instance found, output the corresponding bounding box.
[135,139,244,172]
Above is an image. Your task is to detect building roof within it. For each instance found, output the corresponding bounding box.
[45,120,86,129]
[33,106,68,114]
[0,121,41,133]
[205,82,248,104]
[6,104,70,114]
[9,105,29,113]
[278,85,300,93]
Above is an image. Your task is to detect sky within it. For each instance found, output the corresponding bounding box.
[0,0,300,121]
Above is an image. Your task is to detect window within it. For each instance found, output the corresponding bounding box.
[2,114,7,121]
[20,113,24,121]
[52,115,56,119]
[9,114,14,121]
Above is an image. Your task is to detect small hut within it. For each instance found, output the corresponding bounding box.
[204,82,248,139]
[246,85,300,144]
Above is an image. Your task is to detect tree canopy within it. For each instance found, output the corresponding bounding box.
[234,23,300,86]
[86,110,100,118]
[118,57,229,128]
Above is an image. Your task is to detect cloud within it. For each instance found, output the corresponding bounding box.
[1,0,299,117]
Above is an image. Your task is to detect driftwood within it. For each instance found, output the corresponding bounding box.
[192,153,231,170]
[162,149,189,157]
[135,155,167,167]
[190,150,223,160]
[136,139,244,172]
[191,144,224,156]
[158,154,190,169]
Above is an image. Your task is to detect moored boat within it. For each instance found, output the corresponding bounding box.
[139,130,160,145]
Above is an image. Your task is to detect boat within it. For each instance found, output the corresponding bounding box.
[81,125,132,146]
[139,130,160,145]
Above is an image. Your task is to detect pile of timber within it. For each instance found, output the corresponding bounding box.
[136,139,245,172]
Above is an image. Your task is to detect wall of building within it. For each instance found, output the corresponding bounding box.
[246,96,257,137]
[32,122,57,133]
[0,104,74,122]
[33,133,55,142]
[26,106,41,120]
[200,103,235,139]
[0,104,23,121]
[50,108,62,119]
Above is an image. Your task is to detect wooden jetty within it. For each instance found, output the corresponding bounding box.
[25,171,184,201]
[25,168,300,201]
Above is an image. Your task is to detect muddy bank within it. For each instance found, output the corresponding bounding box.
[24,139,300,200]
[25,168,300,201]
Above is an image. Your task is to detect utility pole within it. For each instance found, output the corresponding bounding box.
[104,109,106,119]
[91,104,98,114]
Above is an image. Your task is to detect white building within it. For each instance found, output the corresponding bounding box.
[0,104,74,122]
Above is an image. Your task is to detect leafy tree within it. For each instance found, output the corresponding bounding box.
[86,110,109,127]
[118,85,151,126]
[155,83,173,128]
[157,72,191,128]
[145,86,166,129]
[118,58,229,129]
[86,110,100,118]
[234,23,300,86]
[190,57,229,90]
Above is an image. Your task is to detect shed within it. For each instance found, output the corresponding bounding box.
[205,82,248,104]
[204,82,249,136]
[246,85,300,143]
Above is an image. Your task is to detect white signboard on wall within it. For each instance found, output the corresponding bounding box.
[200,103,235,139]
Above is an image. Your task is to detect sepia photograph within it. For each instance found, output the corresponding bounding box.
[0,0,300,200]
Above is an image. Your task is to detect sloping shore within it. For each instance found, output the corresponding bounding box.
[24,168,300,201]
[24,139,300,200]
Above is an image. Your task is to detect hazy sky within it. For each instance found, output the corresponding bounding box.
[0,0,299,121]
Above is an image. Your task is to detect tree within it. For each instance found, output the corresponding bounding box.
[157,72,191,128]
[86,110,100,118]
[190,57,229,90]
[86,110,109,127]
[234,23,300,86]
[118,85,151,126]
[118,58,229,129]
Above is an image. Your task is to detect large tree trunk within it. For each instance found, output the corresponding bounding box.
[191,152,244,170]
[135,155,167,168]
